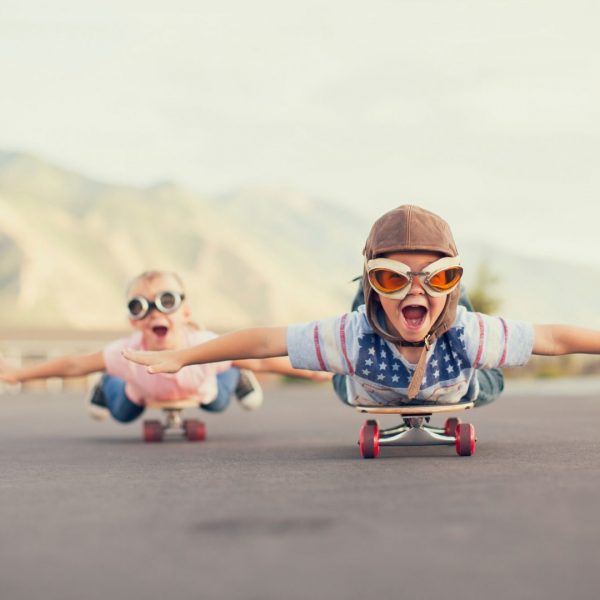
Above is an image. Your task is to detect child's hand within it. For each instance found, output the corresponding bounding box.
[0,357,19,385]
[122,349,184,374]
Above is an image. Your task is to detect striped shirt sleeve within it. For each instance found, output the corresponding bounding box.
[287,313,357,374]
[463,311,534,369]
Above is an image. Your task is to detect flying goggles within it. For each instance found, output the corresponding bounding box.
[366,256,463,300]
[127,290,185,320]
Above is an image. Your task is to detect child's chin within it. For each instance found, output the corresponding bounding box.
[145,336,173,351]
[394,319,429,341]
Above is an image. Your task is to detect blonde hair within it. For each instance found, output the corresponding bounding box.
[126,270,186,297]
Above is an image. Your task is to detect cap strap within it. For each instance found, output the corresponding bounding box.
[406,334,434,400]
[399,340,426,347]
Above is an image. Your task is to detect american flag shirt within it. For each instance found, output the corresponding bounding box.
[287,305,534,406]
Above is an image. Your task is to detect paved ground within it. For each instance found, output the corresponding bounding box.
[1,378,599,600]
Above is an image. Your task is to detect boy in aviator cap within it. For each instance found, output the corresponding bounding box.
[331,207,503,407]
[122,205,600,408]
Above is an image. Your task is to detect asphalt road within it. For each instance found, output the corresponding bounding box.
[1,379,599,600]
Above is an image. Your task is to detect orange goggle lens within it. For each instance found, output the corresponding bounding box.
[427,267,463,292]
[369,269,410,293]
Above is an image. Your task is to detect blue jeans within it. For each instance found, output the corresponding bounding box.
[332,284,504,407]
[100,368,241,423]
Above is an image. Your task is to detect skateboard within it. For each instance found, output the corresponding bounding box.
[142,398,206,443]
[356,402,476,458]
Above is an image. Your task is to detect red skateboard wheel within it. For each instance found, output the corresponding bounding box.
[143,420,164,443]
[455,422,476,456]
[444,417,460,437]
[183,419,206,442]
[359,419,380,459]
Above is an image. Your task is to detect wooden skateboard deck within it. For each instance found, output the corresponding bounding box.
[355,402,474,415]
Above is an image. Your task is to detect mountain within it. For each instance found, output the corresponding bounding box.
[0,152,368,331]
[0,151,598,332]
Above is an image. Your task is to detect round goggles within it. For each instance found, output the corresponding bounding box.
[366,256,463,300]
[127,290,185,320]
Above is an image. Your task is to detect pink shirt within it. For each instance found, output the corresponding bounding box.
[103,329,232,406]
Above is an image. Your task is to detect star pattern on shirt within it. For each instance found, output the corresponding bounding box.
[356,334,412,388]
[424,327,469,387]
[355,327,470,390]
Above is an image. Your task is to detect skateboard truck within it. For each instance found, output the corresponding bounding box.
[356,402,476,458]
[142,398,206,443]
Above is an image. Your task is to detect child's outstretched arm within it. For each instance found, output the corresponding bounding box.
[232,357,332,381]
[123,327,288,374]
[533,324,600,356]
[0,352,106,385]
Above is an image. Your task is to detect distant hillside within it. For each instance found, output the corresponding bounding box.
[1,151,599,333]
[0,152,367,331]
[460,241,600,328]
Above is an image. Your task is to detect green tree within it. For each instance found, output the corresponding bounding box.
[468,261,502,315]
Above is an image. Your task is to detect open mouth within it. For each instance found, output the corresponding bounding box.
[151,325,169,338]
[401,305,428,330]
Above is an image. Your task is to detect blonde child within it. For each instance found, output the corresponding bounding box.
[122,207,600,409]
[0,270,327,422]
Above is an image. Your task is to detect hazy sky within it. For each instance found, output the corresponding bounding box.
[1,0,599,266]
